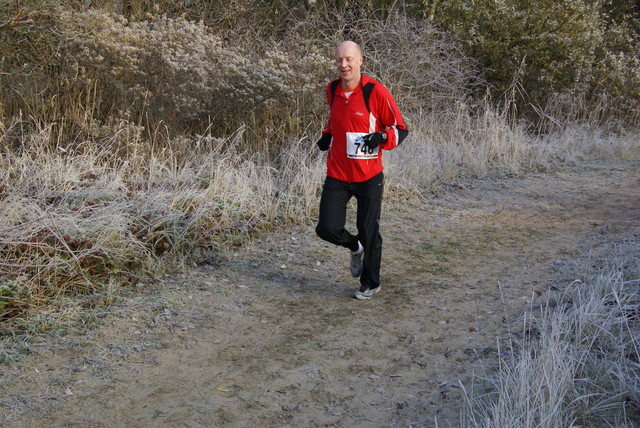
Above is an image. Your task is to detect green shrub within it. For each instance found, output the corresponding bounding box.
[433,0,603,104]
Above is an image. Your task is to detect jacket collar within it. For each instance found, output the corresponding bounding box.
[336,74,372,96]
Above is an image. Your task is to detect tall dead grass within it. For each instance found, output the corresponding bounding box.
[386,100,640,196]
[461,240,640,427]
[2,103,637,326]
[0,120,324,323]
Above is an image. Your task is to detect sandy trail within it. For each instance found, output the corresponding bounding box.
[2,161,639,427]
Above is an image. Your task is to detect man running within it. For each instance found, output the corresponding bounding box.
[315,40,408,300]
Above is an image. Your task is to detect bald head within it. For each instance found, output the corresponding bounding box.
[336,41,362,58]
[335,41,363,90]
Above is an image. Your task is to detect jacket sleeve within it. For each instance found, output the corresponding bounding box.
[375,85,408,150]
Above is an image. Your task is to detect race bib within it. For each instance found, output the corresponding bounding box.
[346,132,379,159]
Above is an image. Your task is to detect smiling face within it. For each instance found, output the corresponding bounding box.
[335,41,363,91]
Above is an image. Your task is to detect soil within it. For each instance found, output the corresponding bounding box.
[2,161,639,428]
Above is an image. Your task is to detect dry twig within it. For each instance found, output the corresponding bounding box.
[0,8,35,32]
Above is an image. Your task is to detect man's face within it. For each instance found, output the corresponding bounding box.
[335,42,363,89]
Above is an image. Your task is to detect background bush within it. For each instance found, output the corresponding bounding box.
[428,0,640,126]
[0,5,332,143]
[2,0,639,144]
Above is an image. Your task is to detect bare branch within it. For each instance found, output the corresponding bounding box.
[0,8,35,32]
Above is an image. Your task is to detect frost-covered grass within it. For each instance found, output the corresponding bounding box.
[461,240,640,427]
[0,124,324,323]
[2,104,637,327]
[386,100,639,193]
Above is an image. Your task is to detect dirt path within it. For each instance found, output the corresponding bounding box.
[2,162,639,427]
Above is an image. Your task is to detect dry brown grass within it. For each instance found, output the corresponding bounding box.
[386,100,640,195]
[2,103,637,330]
[0,122,325,326]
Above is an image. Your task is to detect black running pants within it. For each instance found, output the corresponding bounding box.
[315,172,384,289]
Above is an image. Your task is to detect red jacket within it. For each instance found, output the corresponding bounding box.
[322,74,408,183]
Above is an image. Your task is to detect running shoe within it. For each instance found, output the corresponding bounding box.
[353,285,381,300]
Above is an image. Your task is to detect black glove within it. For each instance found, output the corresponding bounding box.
[316,133,332,151]
[361,131,385,150]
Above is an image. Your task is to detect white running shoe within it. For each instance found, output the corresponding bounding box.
[350,241,364,277]
[353,285,381,300]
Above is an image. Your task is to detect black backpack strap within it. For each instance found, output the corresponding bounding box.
[362,82,375,113]
[330,79,376,113]
[329,79,340,106]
